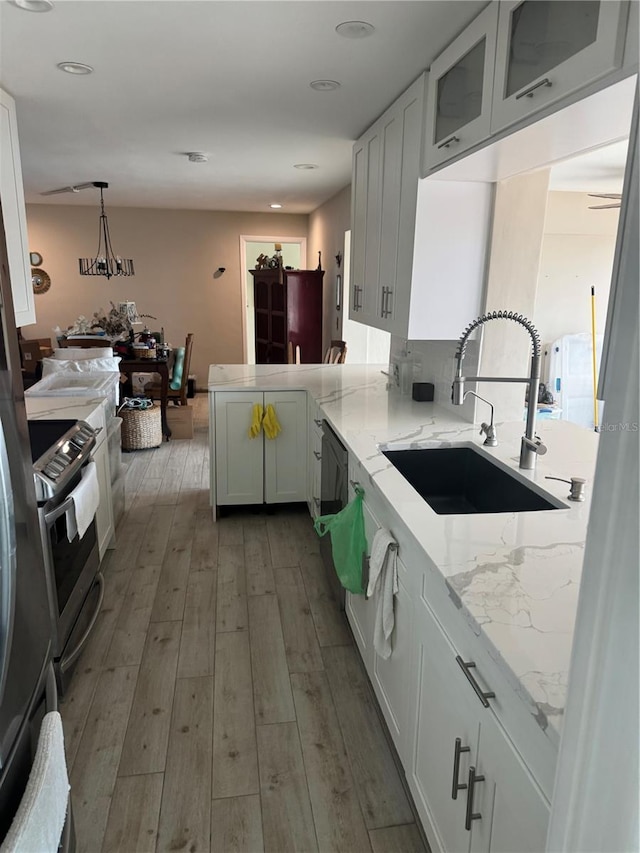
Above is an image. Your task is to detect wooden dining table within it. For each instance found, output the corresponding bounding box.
[118,357,172,439]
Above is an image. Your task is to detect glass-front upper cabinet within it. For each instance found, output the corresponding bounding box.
[492,0,629,133]
[422,3,499,173]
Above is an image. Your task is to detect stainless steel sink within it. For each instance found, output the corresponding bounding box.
[381,445,566,515]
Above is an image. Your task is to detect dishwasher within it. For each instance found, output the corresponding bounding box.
[320,420,349,610]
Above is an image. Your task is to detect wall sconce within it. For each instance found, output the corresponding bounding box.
[335,251,342,268]
[213,267,226,279]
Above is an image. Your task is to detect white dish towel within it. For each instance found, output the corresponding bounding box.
[1,711,70,853]
[367,527,399,660]
[65,460,99,542]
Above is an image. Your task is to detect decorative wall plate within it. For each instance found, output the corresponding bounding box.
[32,268,51,294]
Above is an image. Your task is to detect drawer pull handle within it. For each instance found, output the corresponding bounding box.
[452,737,470,800]
[313,450,322,460]
[349,479,363,495]
[515,77,552,100]
[465,765,485,830]
[437,134,459,150]
[456,656,495,708]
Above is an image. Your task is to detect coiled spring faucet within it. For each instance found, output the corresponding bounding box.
[452,310,547,470]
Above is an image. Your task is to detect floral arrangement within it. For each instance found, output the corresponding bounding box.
[64,303,156,341]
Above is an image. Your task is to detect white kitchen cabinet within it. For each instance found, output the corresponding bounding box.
[349,125,381,322]
[371,561,414,764]
[491,0,628,134]
[345,482,415,763]
[423,3,499,172]
[93,437,115,562]
[214,390,307,507]
[409,593,549,853]
[0,88,35,327]
[345,491,378,670]
[471,712,550,853]
[349,73,426,335]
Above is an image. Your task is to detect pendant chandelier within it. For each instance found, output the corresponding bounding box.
[78,181,134,279]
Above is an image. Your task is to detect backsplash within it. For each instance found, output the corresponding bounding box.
[389,336,480,423]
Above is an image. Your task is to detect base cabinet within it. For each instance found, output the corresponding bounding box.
[345,487,414,764]
[409,595,549,853]
[214,390,307,506]
[93,439,114,561]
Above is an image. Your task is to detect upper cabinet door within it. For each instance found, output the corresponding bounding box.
[491,0,628,134]
[423,3,499,173]
[0,89,35,327]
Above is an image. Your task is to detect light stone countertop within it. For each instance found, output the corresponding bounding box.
[25,395,110,440]
[213,363,597,746]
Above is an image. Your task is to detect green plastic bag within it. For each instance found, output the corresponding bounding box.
[314,490,366,595]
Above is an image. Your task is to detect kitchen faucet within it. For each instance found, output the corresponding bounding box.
[451,310,547,469]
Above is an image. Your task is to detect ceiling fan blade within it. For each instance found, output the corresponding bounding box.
[588,192,622,200]
[588,203,622,209]
[40,181,100,196]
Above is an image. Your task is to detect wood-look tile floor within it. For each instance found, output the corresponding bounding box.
[61,395,428,853]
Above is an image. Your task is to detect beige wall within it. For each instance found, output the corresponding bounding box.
[25,205,308,387]
[535,191,619,346]
[478,169,550,421]
[307,184,351,351]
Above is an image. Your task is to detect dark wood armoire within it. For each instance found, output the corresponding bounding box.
[250,268,324,364]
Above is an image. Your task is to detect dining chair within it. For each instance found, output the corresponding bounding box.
[323,340,347,364]
[147,332,194,405]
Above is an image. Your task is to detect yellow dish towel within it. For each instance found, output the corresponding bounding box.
[248,403,264,439]
[262,404,281,440]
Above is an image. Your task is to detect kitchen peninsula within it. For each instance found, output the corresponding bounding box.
[209,362,599,851]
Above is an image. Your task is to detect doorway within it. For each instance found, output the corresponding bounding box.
[240,236,307,364]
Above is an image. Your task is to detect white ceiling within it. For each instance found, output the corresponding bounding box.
[548,139,629,193]
[0,0,487,213]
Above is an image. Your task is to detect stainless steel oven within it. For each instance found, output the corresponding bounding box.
[28,420,104,694]
[320,420,349,610]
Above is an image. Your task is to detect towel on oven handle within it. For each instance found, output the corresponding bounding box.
[65,460,100,542]
[0,711,70,853]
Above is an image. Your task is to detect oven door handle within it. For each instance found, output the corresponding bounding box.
[44,496,75,527]
[59,571,104,673]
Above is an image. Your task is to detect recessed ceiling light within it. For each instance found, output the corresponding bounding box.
[310,80,341,92]
[270,203,283,209]
[10,0,54,11]
[336,20,375,39]
[294,163,319,170]
[57,61,93,75]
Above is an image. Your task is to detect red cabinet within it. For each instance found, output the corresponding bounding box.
[250,268,324,364]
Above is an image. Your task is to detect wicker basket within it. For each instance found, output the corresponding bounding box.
[121,404,162,451]
[140,347,156,359]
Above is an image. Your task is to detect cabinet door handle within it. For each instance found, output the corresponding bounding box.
[313,450,322,460]
[314,418,323,428]
[380,286,387,317]
[456,656,495,708]
[353,284,362,311]
[385,287,393,318]
[436,134,460,150]
[465,765,485,830]
[451,737,471,800]
[515,77,552,100]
